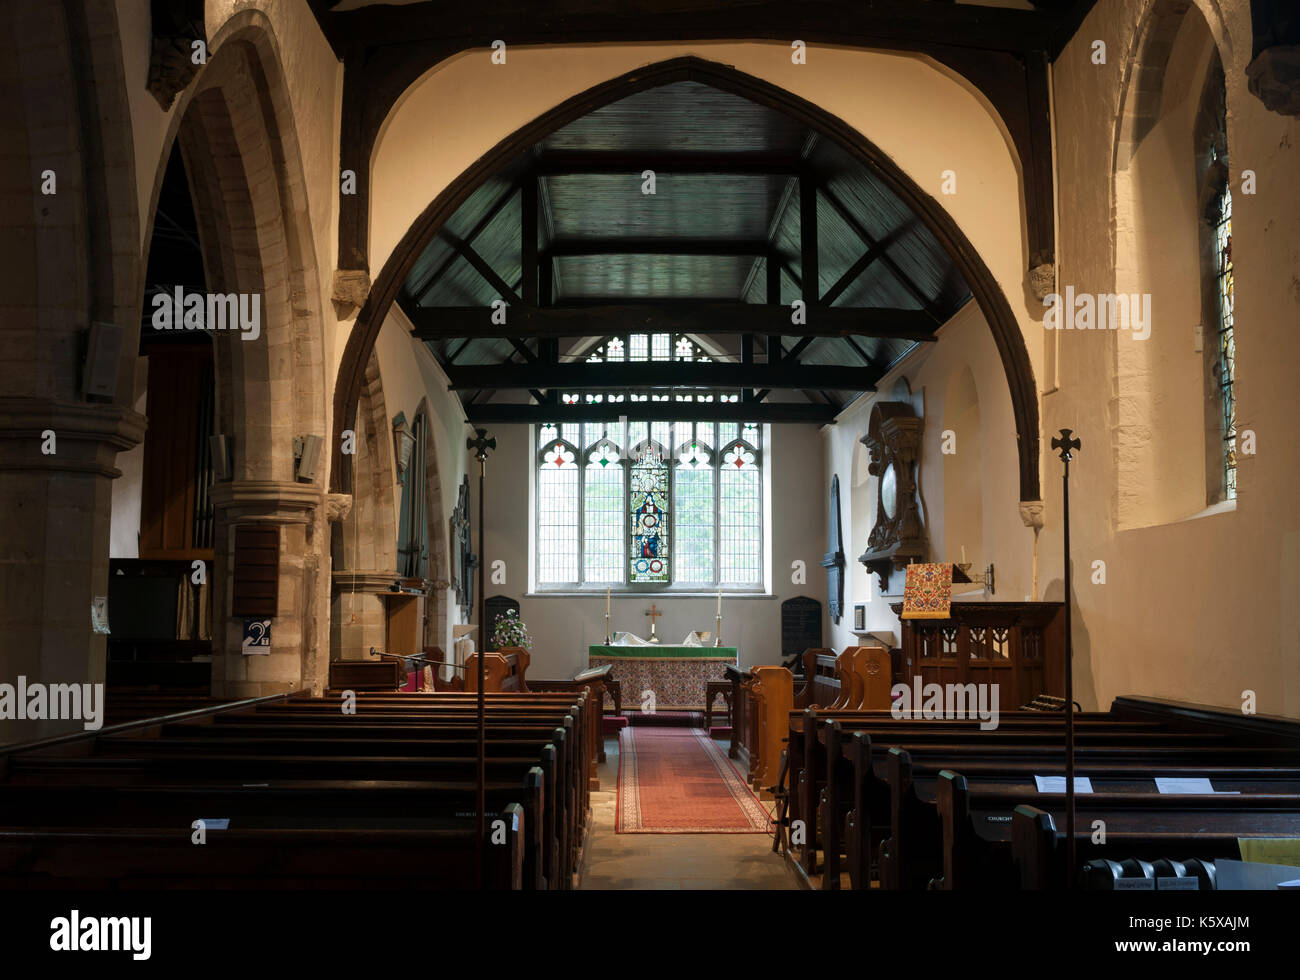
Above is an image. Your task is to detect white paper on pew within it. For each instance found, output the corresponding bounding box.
[198,818,230,829]
[1154,777,1239,795]
[1034,775,1093,794]
[1215,859,1300,890]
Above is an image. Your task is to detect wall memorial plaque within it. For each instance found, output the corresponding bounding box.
[821,475,846,624]
[781,596,823,662]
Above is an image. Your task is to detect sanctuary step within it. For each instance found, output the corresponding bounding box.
[623,710,704,728]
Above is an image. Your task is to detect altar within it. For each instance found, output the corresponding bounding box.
[588,645,738,711]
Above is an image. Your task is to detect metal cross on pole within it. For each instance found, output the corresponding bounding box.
[1050,427,1081,889]
[466,425,495,888]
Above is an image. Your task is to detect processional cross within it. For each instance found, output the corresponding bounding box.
[644,603,662,644]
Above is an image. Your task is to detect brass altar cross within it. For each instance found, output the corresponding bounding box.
[644,603,662,643]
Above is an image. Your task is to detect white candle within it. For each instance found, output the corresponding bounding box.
[716,592,722,616]
[961,545,966,563]
[606,586,610,617]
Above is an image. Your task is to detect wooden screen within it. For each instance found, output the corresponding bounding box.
[231,525,279,618]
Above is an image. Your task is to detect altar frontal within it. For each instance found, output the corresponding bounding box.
[589,638,738,712]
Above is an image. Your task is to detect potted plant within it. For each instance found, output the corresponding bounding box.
[492,608,533,651]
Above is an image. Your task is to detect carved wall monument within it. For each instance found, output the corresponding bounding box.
[821,476,846,624]
[859,401,927,594]
[449,476,475,622]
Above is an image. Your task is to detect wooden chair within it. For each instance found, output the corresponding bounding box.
[704,680,732,729]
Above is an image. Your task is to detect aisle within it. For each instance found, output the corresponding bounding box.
[579,732,797,890]
[617,726,772,832]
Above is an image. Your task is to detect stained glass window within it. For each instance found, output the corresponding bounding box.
[535,421,764,590]
[1214,185,1236,500]
[630,443,670,583]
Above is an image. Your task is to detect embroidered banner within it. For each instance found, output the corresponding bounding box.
[902,563,954,619]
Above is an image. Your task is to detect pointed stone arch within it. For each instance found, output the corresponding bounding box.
[331,349,398,659]
[411,396,450,654]
[146,13,331,696]
[332,56,1041,508]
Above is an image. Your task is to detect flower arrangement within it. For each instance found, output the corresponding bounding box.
[492,608,533,651]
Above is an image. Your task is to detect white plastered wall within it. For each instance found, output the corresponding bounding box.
[1051,0,1300,716]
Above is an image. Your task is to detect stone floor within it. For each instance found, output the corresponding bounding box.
[579,734,799,890]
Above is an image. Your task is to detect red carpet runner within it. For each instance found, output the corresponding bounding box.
[616,727,773,833]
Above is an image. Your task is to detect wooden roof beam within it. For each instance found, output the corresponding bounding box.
[408,303,940,341]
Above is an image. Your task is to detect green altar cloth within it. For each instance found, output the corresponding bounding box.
[588,645,738,710]
[588,645,737,659]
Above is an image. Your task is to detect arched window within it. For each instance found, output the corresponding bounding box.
[1112,4,1237,526]
[396,410,429,578]
[1211,180,1236,500]
[1194,55,1236,504]
[534,419,765,590]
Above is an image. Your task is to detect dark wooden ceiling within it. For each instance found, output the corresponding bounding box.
[400,79,975,422]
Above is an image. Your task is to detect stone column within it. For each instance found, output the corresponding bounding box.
[0,397,146,742]
[210,480,327,699]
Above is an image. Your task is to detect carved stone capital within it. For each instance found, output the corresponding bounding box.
[1019,499,1045,530]
[1027,263,1055,302]
[332,268,372,320]
[1247,45,1300,117]
[0,398,147,478]
[147,37,201,111]
[325,492,353,523]
[211,480,323,523]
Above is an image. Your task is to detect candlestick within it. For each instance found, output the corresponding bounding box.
[714,612,723,648]
[605,587,612,645]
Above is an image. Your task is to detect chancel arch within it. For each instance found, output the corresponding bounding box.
[332,55,1042,510]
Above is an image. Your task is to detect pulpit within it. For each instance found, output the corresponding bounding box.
[890,600,1065,707]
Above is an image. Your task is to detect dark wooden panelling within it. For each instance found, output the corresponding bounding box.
[139,345,211,560]
[231,525,280,618]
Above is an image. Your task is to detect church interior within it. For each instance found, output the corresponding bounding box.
[2,0,1300,913]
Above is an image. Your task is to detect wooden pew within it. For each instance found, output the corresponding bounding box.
[250,690,594,857]
[527,663,614,776]
[939,771,1300,890]
[786,706,1298,888]
[881,743,1300,890]
[463,647,530,693]
[0,813,527,890]
[746,647,892,797]
[794,709,1179,881]
[0,689,597,891]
